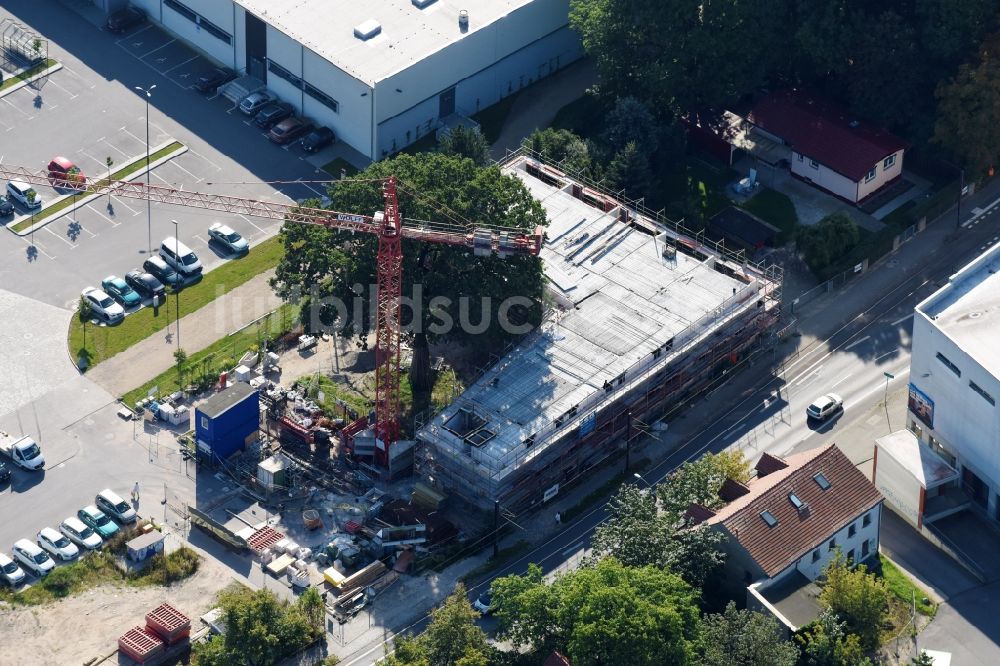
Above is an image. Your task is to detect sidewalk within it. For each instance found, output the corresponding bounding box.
[489,59,597,159]
[84,270,282,397]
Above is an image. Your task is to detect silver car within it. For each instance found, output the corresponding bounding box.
[239,90,272,115]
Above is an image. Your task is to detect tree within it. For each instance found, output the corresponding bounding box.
[271,152,547,393]
[933,31,1000,175]
[700,602,799,666]
[606,141,653,200]
[439,125,491,166]
[794,608,870,666]
[796,212,861,273]
[818,556,889,652]
[383,586,491,666]
[657,450,752,522]
[526,127,594,177]
[173,348,188,390]
[569,0,786,121]
[916,0,997,66]
[78,295,92,353]
[603,97,658,154]
[592,483,726,588]
[192,585,317,666]
[492,559,701,665]
[298,586,325,635]
[910,651,936,666]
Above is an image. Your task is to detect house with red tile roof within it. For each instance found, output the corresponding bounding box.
[689,444,884,632]
[746,91,909,205]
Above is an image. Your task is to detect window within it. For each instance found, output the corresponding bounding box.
[268,60,302,88]
[200,416,208,429]
[760,510,778,527]
[199,17,232,44]
[813,472,831,490]
[303,81,339,113]
[848,523,856,538]
[864,167,877,183]
[812,549,820,563]
[789,492,805,510]
[847,549,855,564]
[797,154,804,162]
[862,539,870,557]
[862,512,871,527]
[809,159,819,170]
[164,0,197,22]
[884,154,896,169]
[936,352,961,377]
[970,381,996,406]
[828,538,836,552]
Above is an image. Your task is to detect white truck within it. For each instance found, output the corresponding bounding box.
[0,432,45,471]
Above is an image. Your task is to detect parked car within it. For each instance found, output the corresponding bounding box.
[81,286,125,324]
[96,488,137,524]
[207,222,249,254]
[60,516,103,550]
[106,6,145,32]
[239,90,272,115]
[125,270,166,302]
[0,552,26,587]
[0,460,10,485]
[6,180,41,209]
[143,256,183,289]
[11,539,52,577]
[48,156,86,189]
[253,102,293,129]
[806,393,844,422]
[159,237,203,277]
[194,67,235,93]
[78,505,120,540]
[0,193,15,217]
[473,589,493,614]
[300,126,335,153]
[269,117,313,145]
[37,527,80,562]
[101,275,142,309]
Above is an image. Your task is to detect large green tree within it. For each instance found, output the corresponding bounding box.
[795,212,861,274]
[657,450,751,521]
[439,125,492,166]
[271,152,547,391]
[384,585,491,666]
[818,556,890,652]
[700,602,799,666]
[794,608,870,666]
[492,559,701,665]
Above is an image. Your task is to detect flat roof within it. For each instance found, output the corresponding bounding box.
[236,0,536,84]
[875,430,958,488]
[917,242,1000,377]
[418,160,760,478]
[197,382,256,420]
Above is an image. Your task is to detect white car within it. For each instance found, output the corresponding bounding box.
[37,526,80,561]
[208,222,250,254]
[81,286,125,324]
[6,180,42,209]
[473,589,493,614]
[0,551,26,587]
[806,393,844,421]
[12,539,55,576]
[60,516,103,550]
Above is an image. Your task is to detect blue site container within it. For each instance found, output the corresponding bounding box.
[195,383,259,462]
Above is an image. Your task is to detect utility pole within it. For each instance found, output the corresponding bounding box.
[956,168,964,229]
[135,84,156,254]
[883,372,894,431]
[493,499,500,557]
[172,219,181,351]
[623,407,632,473]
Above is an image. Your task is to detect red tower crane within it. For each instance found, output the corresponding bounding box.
[0,165,543,466]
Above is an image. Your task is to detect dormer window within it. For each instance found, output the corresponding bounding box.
[789,492,805,510]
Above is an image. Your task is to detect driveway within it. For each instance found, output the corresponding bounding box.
[919,581,1000,666]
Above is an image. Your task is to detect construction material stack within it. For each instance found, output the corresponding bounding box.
[118,627,164,664]
[145,603,192,646]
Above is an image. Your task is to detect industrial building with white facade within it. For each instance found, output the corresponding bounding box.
[903,242,1000,523]
[122,0,582,160]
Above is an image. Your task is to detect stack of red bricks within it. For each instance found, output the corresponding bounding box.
[118,626,164,664]
[145,602,191,646]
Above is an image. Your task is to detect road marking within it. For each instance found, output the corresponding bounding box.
[120,127,146,145]
[237,213,266,233]
[47,78,78,100]
[562,542,584,557]
[296,178,326,198]
[161,55,199,74]
[831,373,852,388]
[189,149,222,171]
[86,203,121,227]
[792,365,823,388]
[114,197,140,216]
[168,159,202,183]
[843,335,869,351]
[138,39,176,60]
[45,227,76,248]
[890,313,914,326]
[873,350,897,363]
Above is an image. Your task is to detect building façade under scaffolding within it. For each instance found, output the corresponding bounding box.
[414,152,783,513]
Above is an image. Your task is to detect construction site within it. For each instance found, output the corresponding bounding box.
[414,152,784,512]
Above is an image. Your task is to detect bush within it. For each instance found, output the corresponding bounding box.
[797,212,861,273]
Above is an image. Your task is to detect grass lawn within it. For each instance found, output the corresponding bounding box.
[10,141,185,232]
[879,554,937,617]
[305,375,371,420]
[121,301,299,407]
[0,58,58,93]
[69,235,284,370]
[0,543,199,606]
[321,158,359,180]
[742,188,799,243]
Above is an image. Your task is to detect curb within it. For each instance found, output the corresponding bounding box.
[6,141,188,237]
[0,62,64,100]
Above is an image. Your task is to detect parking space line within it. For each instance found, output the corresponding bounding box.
[237,213,266,233]
[189,149,222,171]
[25,239,56,261]
[47,79,79,100]
[114,197,140,216]
[152,172,172,186]
[116,25,153,44]
[296,179,326,198]
[193,234,209,246]
[162,55,199,74]
[169,160,202,183]
[45,227,77,248]
[87,203,121,227]
[3,97,32,118]
[120,127,146,144]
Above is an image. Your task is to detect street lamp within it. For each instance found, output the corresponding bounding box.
[135,84,156,254]
[172,219,181,351]
[883,371,895,430]
[633,472,651,488]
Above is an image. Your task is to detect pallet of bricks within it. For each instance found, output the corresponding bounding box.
[118,602,192,664]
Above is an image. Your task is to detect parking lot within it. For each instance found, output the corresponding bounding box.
[0,0,333,310]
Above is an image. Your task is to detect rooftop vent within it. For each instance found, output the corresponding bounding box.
[354,19,382,41]
[458,9,469,32]
[412,0,437,7]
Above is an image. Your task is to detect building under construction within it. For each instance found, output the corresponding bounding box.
[414,153,783,512]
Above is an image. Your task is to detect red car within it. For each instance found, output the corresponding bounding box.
[269,118,313,145]
[48,156,86,189]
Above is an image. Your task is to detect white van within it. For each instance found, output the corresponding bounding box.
[6,180,42,209]
[159,237,202,277]
[96,488,137,524]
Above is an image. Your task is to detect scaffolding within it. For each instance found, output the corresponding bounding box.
[415,153,783,512]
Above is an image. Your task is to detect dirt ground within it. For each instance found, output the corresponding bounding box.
[0,549,235,665]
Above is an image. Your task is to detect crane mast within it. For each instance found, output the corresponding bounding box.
[0,164,542,466]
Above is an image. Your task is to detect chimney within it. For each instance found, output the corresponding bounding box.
[459,10,469,32]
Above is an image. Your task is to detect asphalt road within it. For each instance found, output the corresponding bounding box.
[0,0,329,309]
[335,197,1000,665]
